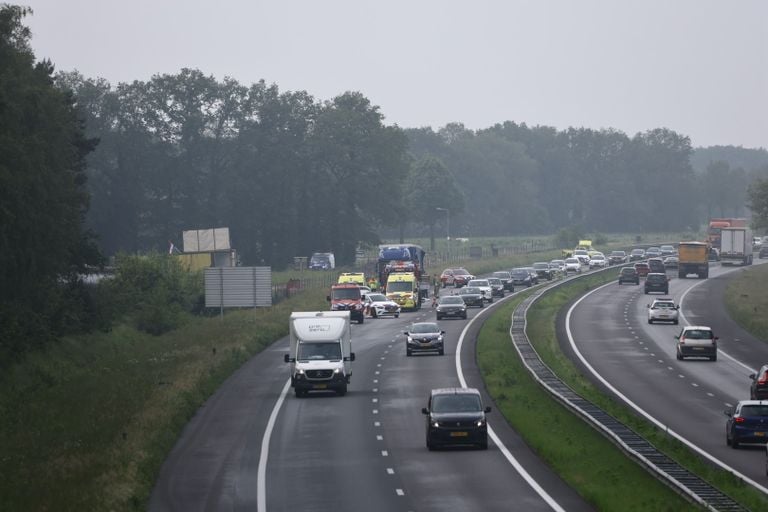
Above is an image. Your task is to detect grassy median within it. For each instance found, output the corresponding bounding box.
[477,271,768,511]
[724,262,768,341]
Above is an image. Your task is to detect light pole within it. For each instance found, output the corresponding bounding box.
[436,207,450,260]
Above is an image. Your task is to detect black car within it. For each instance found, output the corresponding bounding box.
[644,273,669,294]
[520,267,539,285]
[750,365,768,399]
[647,258,666,274]
[436,295,467,320]
[487,277,506,297]
[618,267,639,285]
[510,268,533,287]
[404,322,445,356]
[629,248,645,261]
[532,262,553,281]
[458,287,485,307]
[725,401,768,448]
[492,271,515,291]
[608,251,628,265]
[422,387,491,450]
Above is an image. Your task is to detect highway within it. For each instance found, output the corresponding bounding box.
[149,285,592,511]
[564,259,768,489]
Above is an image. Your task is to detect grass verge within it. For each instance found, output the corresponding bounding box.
[0,288,327,511]
[724,262,768,341]
[478,295,697,511]
[478,271,768,510]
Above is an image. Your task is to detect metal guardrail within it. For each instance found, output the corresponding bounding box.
[508,267,748,512]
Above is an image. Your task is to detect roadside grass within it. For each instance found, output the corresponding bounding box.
[478,296,697,511]
[0,288,327,511]
[496,270,768,510]
[724,262,768,341]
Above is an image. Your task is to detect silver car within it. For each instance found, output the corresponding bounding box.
[676,325,718,361]
[647,298,678,324]
[467,279,494,302]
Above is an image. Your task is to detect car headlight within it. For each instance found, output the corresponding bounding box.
[296,368,305,375]
[407,336,413,342]
[432,421,440,428]
[476,419,485,427]
[333,368,341,374]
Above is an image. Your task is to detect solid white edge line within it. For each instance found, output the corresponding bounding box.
[456,294,567,512]
[257,378,292,512]
[566,280,768,495]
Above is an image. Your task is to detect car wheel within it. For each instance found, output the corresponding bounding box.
[676,349,683,361]
[295,389,306,398]
[478,438,488,450]
[358,316,364,324]
[648,319,653,324]
[479,302,484,308]
[664,289,669,294]
[406,349,412,357]
[438,348,444,356]
[644,290,649,294]
[731,436,740,449]
[395,313,399,318]
[337,383,347,396]
[427,439,436,451]
[710,354,717,362]
[436,314,442,320]
[673,320,678,325]
[726,433,732,446]
[371,309,378,319]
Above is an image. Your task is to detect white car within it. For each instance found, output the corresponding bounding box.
[647,298,679,324]
[564,257,581,273]
[573,249,591,265]
[363,293,401,318]
[589,254,607,268]
[467,279,494,302]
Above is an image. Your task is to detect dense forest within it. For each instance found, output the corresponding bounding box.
[3,4,768,360]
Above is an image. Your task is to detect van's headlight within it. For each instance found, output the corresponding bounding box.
[296,369,305,375]
[476,419,486,427]
[432,421,440,428]
[333,368,341,374]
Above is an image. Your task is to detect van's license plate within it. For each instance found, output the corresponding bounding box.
[450,431,468,437]
[313,384,327,389]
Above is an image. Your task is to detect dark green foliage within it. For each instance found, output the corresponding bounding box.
[101,253,203,335]
[748,178,768,232]
[0,6,101,364]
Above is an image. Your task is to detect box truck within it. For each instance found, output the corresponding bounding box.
[284,311,355,397]
[720,227,754,266]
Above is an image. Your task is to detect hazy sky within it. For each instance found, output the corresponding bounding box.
[20,0,768,149]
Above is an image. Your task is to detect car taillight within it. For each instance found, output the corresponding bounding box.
[734,417,746,423]
[759,374,768,385]
[679,337,685,345]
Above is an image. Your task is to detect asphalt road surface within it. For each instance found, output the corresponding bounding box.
[149,285,593,512]
[564,259,768,490]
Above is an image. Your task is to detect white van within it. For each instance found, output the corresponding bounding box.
[284,311,354,396]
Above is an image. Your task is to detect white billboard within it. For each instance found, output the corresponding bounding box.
[183,227,231,253]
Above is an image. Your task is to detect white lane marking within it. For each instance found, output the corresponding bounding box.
[373,409,379,414]
[707,392,714,397]
[692,383,699,387]
[396,489,405,496]
[377,435,383,441]
[373,388,378,393]
[725,403,733,408]
[456,296,567,512]
[381,450,389,456]
[678,277,756,374]
[387,468,395,475]
[257,378,292,512]
[374,421,381,427]
[566,280,768,495]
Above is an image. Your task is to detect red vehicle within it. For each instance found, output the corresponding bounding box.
[634,262,650,277]
[327,284,365,324]
[441,267,474,288]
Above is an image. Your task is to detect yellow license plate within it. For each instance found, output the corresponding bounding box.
[450,431,468,437]
[313,384,327,389]
[756,432,765,437]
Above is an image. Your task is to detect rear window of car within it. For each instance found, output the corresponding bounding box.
[739,405,768,416]
[683,329,713,339]
[652,302,675,309]
[647,274,666,282]
[621,268,636,274]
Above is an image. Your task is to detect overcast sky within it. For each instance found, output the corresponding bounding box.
[20,0,768,149]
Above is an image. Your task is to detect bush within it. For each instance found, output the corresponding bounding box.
[102,253,203,335]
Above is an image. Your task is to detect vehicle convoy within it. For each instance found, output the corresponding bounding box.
[328,283,365,324]
[386,271,421,310]
[719,226,754,266]
[284,311,355,397]
[677,241,709,279]
[708,218,747,249]
[422,387,491,450]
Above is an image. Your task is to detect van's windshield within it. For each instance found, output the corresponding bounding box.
[387,281,412,293]
[297,342,342,361]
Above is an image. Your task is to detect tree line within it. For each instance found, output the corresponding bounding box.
[3,4,768,361]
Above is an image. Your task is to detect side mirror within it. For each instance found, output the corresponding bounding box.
[749,373,757,380]
[421,407,429,415]
[403,331,409,335]
[724,409,733,417]
[484,406,492,413]
[349,352,355,362]
[714,336,720,341]
[674,335,680,340]
[326,295,331,301]
[441,331,446,335]
[284,354,292,363]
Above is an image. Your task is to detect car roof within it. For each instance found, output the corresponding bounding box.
[430,387,481,397]
[461,287,481,293]
[736,400,768,406]
[409,322,439,329]
[683,325,712,331]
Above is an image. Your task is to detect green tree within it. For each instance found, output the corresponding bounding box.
[0,5,101,360]
[406,157,464,250]
[747,178,768,232]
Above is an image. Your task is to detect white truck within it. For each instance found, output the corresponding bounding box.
[284,311,355,397]
[720,226,754,266]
